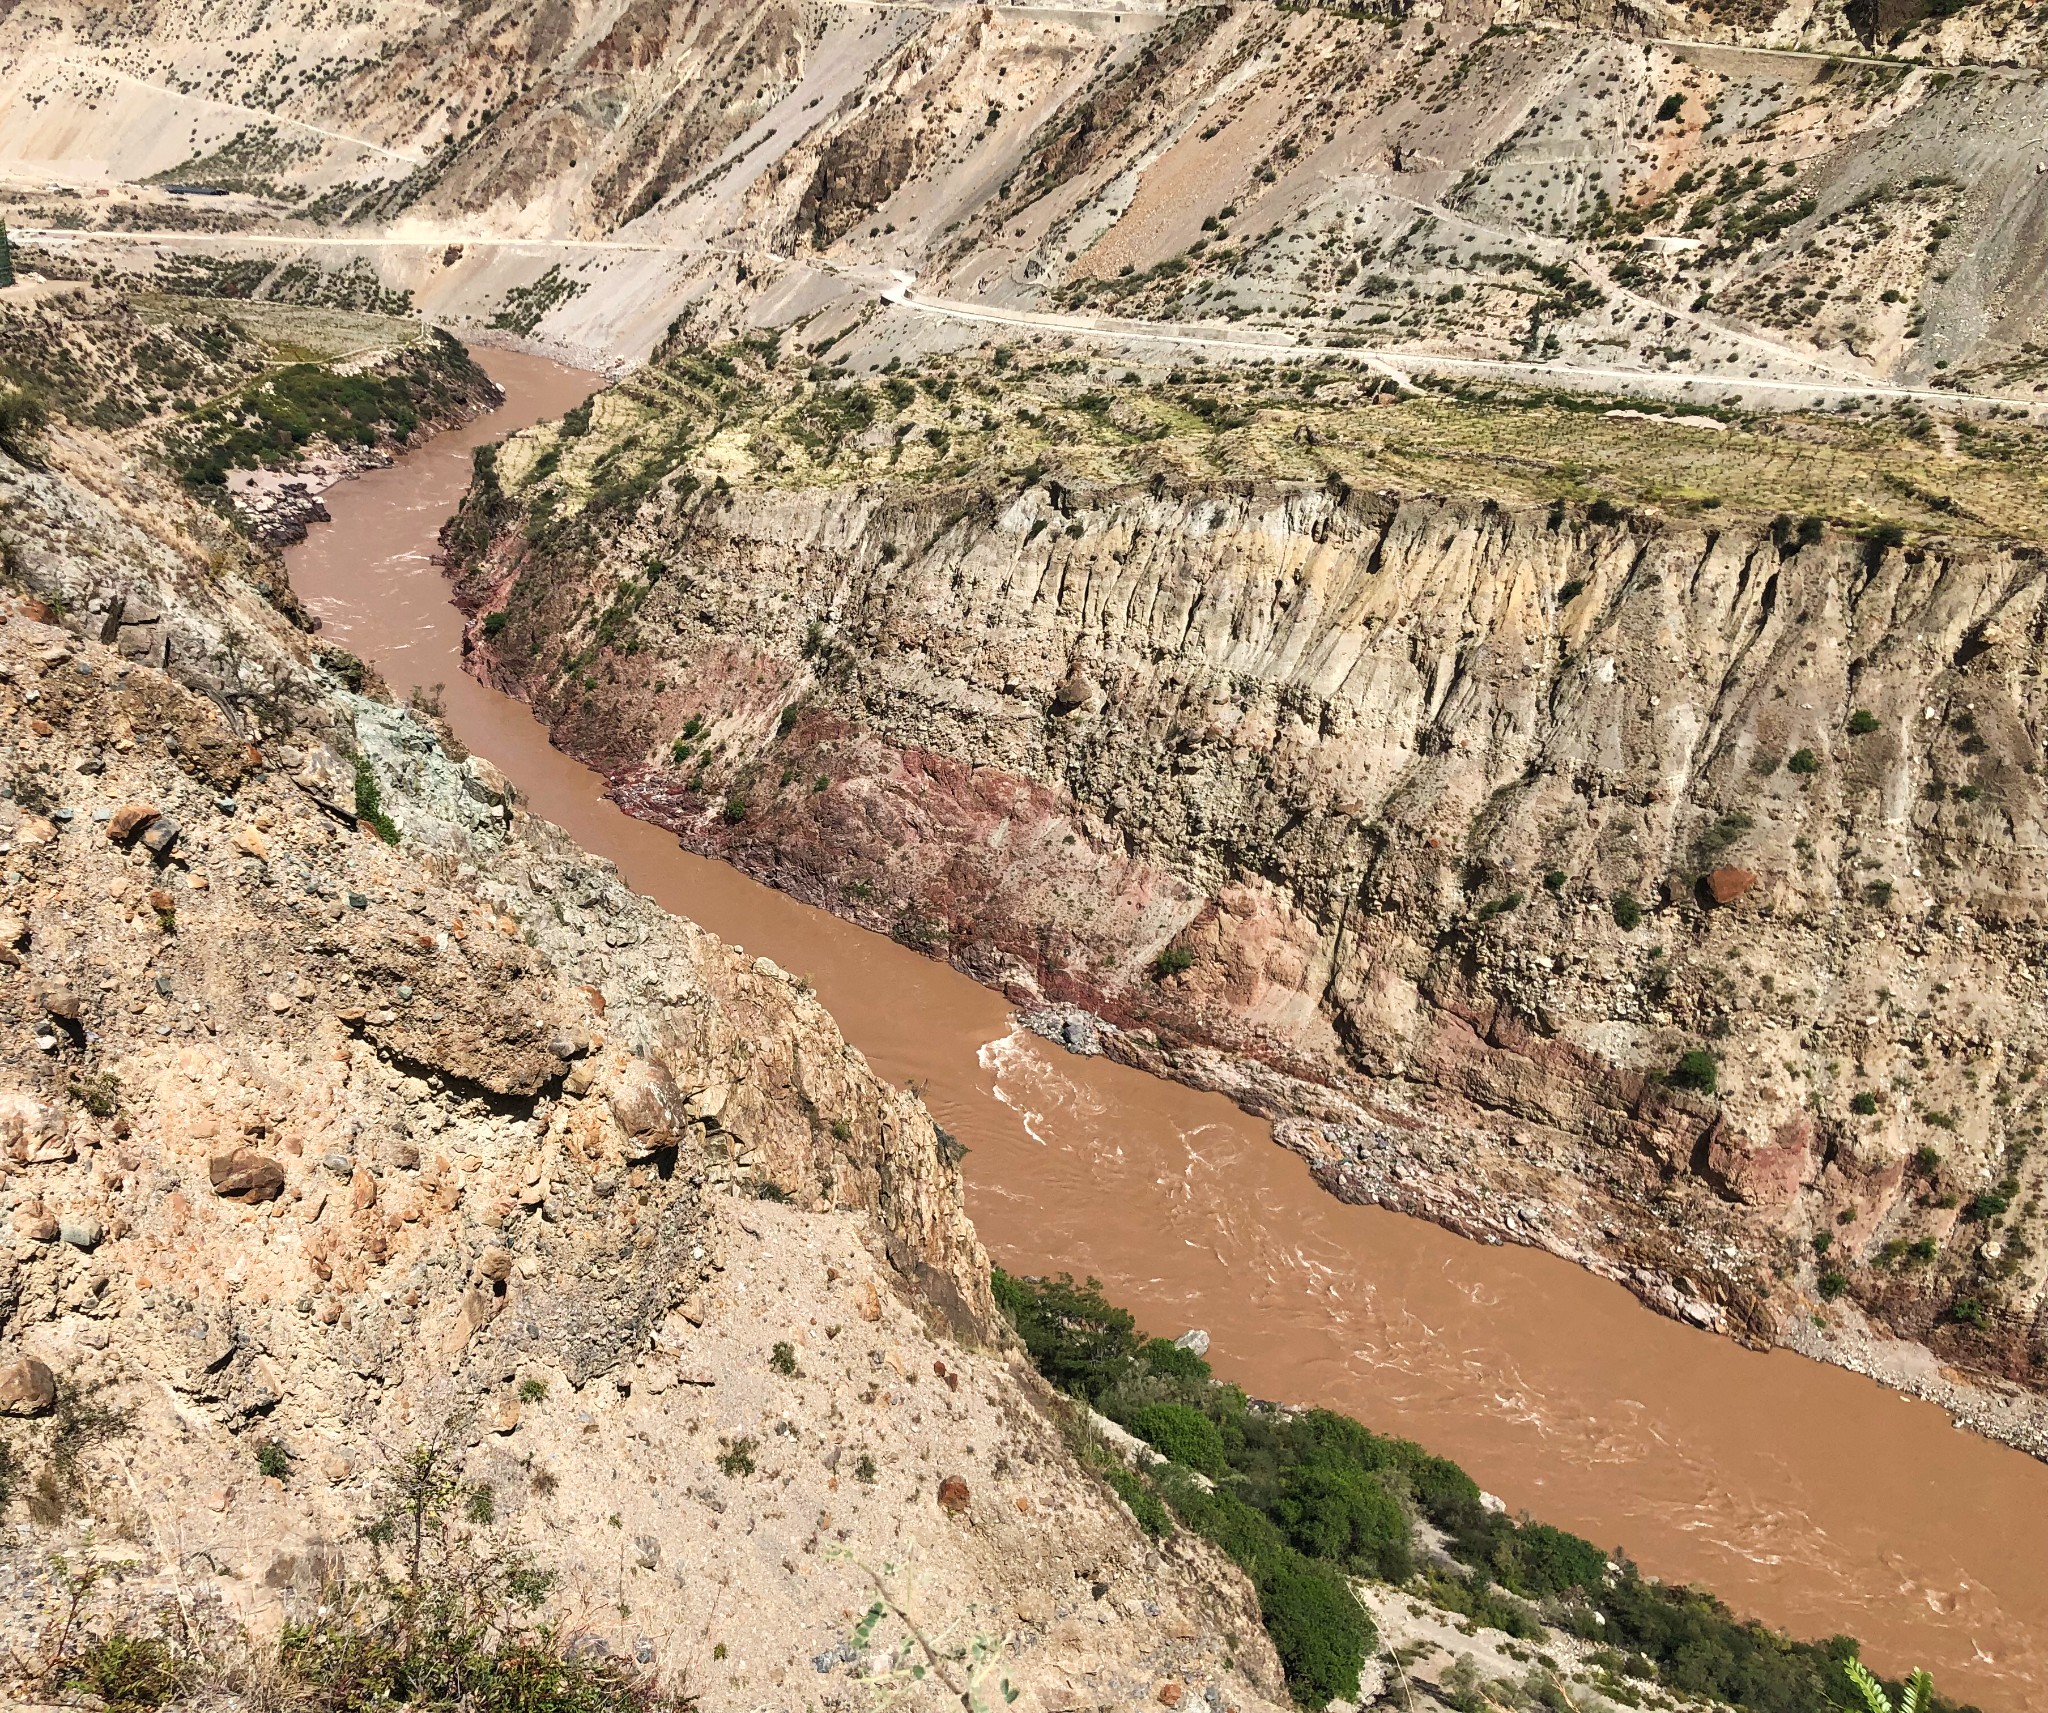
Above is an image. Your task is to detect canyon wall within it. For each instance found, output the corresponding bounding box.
[450,359,2048,1405]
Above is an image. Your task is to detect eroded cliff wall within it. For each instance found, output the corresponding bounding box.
[451,350,2048,1405]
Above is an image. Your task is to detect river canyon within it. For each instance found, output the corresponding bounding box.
[284,345,2048,1710]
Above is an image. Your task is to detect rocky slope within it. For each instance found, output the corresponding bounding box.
[445,339,2048,1435]
[0,292,1291,1710]
[7,0,2048,395]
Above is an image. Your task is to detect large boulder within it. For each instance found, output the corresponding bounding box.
[603,1055,684,1159]
[0,1091,71,1164]
[0,1355,57,1417]
[294,744,357,818]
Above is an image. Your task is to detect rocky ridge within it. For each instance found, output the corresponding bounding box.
[9,0,2048,397]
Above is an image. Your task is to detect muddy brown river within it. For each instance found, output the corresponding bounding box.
[288,347,2048,1710]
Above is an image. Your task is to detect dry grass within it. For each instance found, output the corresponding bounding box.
[131,292,431,366]
[511,343,2048,546]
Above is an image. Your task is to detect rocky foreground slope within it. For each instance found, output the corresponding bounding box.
[448,336,2048,1442]
[0,292,1290,1710]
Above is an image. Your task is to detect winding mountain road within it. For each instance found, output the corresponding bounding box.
[16,224,2045,415]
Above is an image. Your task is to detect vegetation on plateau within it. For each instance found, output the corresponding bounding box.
[484,337,2048,560]
[164,327,477,490]
[993,1269,1975,1713]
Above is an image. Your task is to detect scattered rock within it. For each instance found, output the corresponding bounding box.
[1704,866,1758,906]
[107,802,160,841]
[139,816,181,858]
[937,1474,970,1515]
[38,979,81,1022]
[59,1213,102,1250]
[0,1355,57,1417]
[209,1149,287,1203]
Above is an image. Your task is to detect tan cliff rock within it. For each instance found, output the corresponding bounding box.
[0,313,1286,1710]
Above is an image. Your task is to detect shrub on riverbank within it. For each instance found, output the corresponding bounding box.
[991,1269,1979,1713]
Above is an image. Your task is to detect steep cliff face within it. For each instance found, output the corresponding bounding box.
[449,347,2048,1402]
[0,292,1286,1712]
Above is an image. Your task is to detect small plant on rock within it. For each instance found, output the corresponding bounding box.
[255,1440,293,1480]
[1610,892,1643,931]
[770,1341,800,1377]
[1843,1658,1935,1713]
[1670,1050,1719,1095]
[717,1437,756,1478]
[354,757,401,845]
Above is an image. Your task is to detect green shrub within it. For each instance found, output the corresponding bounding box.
[1819,1269,1850,1300]
[721,794,748,824]
[255,1440,293,1480]
[1611,892,1643,930]
[0,385,48,459]
[51,1630,195,1711]
[481,610,510,638]
[990,1271,1138,1402]
[1670,1050,1719,1095]
[270,1434,683,1712]
[1848,709,1880,736]
[1139,1336,1211,1385]
[1152,945,1195,979]
[1787,748,1820,775]
[1105,1463,1174,1537]
[1272,1464,1410,1581]
[717,1437,756,1477]
[1543,870,1567,892]
[1258,1553,1374,1707]
[1850,1091,1879,1116]
[1126,1401,1227,1476]
[770,1341,799,1377]
[354,758,400,845]
[989,1270,1953,1713]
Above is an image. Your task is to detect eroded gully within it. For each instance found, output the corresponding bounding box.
[285,347,2048,1711]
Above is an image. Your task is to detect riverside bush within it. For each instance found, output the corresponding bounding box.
[1124,1401,1227,1476]
[991,1270,1979,1713]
